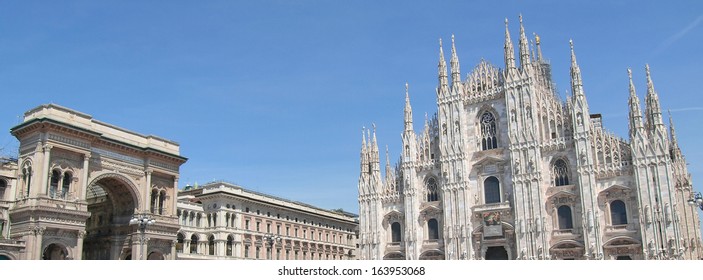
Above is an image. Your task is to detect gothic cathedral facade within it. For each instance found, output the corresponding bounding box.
[357,17,703,260]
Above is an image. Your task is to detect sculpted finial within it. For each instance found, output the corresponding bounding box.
[569,39,573,50]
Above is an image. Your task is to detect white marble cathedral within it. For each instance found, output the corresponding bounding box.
[357,16,703,260]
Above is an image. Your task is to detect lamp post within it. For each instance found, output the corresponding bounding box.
[263,233,281,260]
[688,192,703,211]
[130,214,155,260]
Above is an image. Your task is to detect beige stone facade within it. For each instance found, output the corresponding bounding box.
[175,182,357,260]
[357,18,703,260]
[0,104,358,260]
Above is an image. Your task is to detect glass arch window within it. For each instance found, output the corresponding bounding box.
[480,111,498,150]
[554,159,569,186]
[557,205,573,229]
[391,222,402,242]
[427,219,439,240]
[484,177,501,204]
[49,170,60,198]
[61,172,71,199]
[426,177,439,202]
[0,179,6,200]
[190,235,199,254]
[610,200,628,225]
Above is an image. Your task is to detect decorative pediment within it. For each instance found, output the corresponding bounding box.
[419,204,442,220]
[382,210,404,227]
[604,236,640,247]
[471,153,505,168]
[598,184,632,201]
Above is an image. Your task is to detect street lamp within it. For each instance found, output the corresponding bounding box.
[130,214,155,260]
[687,192,703,211]
[263,233,281,260]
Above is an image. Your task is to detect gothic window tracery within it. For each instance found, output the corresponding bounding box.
[426,177,439,202]
[553,159,569,186]
[484,176,501,204]
[480,111,498,150]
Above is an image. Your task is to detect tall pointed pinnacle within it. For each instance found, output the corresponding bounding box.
[569,39,584,97]
[371,123,378,153]
[404,82,414,132]
[504,18,516,70]
[360,126,368,174]
[628,68,644,134]
[668,110,680,148]
[385,145,391,172]
[450,34,461,85]
[668,110,683,161]
[534,33,543,62]
[438,38,449,91]
[644,64,664,129]
[518,14,531,68]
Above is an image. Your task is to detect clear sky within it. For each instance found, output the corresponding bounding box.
[1,1,702,215]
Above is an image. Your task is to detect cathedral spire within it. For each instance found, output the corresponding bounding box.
[504,18,516,70]
[450,34,461,86]
[569,40,584,98]
[628,68,645,136]
[371,123,379,154]
[645,64,665,131]
[438,38,449,93]
[534,33,543,62]
[668,110,683,161]
[404,83,414,132]
[518,14,531,68]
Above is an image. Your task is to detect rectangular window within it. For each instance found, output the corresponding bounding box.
[266,223,271,233]
[277,225,281,235]
[256,222,260,232]
[245,245,250,258]
[286,226,290,236]
[256,247,260,259]
[295,228,299,237]
[303,230,306,239]
[245,220,250,230]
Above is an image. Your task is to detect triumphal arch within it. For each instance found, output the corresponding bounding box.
[8,104,186,260]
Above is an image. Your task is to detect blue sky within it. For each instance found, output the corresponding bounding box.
[1,1,702,214]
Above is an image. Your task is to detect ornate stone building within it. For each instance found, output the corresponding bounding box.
[174,182,358,260]
[0,104,186,260]
[0,104,358,260]
[357,17,703,260]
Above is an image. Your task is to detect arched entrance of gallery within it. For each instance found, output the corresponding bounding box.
[42,243,68,260]
[82,173,140,260]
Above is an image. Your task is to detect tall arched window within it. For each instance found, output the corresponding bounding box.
[553,159,569,186]
[158,191,166,215]
[227,235,234,256]
[426,177,439,202]
[557,205,573,229]
[0,179,6,200]
[208,235,215,255]
[22,163,32,197]
[190,234,199,254]
[610,200,628,225]
[176,233,184,253]
[49,170,60,198]
[391,222,402,242]
[480,111,498,150]
[150,189,159,214]
[61,172,71,199]
[484,177,501,204]
[427,219,439,240]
